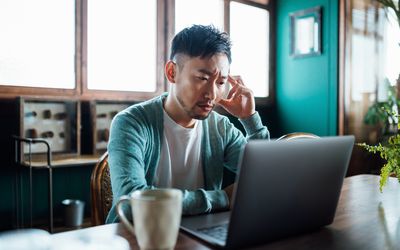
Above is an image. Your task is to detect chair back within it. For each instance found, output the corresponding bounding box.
[90,152,113,226]
[276,132,320,141]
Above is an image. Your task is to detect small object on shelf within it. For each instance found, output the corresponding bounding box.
[97,128,110,142]
[24,111,37,118]
[25,129,38,138]
[21,98,79,154]
[41,131,54,138]
[96,113,107,118]
[81,101,132,154]
[53,112,67,120]
[42,110,52,119]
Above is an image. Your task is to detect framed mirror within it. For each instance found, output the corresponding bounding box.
[290,6,322,58]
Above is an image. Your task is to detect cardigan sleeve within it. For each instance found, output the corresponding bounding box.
[106,111,155,223]
[223,111,270,174]
[240,111,270,140]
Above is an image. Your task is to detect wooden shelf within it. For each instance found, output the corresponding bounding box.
[21,155,100,168]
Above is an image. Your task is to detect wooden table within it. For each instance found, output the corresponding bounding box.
[52,175,400,249]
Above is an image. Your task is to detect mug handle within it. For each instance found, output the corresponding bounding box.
[116,195,135,234]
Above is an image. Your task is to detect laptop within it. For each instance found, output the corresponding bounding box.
[180,136,354,249]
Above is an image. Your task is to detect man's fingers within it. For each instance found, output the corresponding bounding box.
[231,87,243,101]
[217,99,234,113]
[218,98,229,108]
[228,75,237,82]
[228,75,238,86]
[235,76,244,86]
[226,83,240,99]
[229,75,245,86]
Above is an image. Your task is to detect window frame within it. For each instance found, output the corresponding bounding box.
[228,0,275,105]
[0,0,80,99]
[0,0,274,105]
[80,0,167,101]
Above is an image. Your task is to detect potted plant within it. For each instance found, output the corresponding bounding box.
[364,84,400,137]
[359,109,400,192]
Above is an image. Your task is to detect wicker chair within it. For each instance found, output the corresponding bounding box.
[90,152,113,226]
[276,132,320,141]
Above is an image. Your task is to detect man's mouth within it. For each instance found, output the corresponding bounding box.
[197,103,214,112]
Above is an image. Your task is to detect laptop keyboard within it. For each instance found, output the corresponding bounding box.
[197,223,229,241]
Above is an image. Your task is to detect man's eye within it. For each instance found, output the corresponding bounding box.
[197,76,208,81]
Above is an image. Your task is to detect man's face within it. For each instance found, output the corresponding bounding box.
[172,53,230,120]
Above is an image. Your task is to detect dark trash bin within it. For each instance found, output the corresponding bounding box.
[62,199,85,227]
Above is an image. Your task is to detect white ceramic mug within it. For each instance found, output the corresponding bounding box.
[116,189,182,250]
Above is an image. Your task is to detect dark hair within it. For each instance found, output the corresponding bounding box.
[170,25,232,64]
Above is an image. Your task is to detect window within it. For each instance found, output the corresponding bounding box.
[0,0,272,100]
[174,0,271,98]
[230,2,269,97]
[383,9,400,86]
[0,0,75,89]
[175,0,224,32]
[87,0,157,92]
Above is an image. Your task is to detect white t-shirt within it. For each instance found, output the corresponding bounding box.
[154,109,204,190]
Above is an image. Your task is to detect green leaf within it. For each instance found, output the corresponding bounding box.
[358,124,400,191]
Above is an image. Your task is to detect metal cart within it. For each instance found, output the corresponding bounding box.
[13,136,54,233]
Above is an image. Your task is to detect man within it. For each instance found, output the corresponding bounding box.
[106,25,269,223]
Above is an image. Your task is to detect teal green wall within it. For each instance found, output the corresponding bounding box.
[276,0,338,136]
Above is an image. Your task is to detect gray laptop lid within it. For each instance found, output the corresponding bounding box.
[181,136,355,249]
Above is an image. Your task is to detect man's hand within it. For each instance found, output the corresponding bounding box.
[223,183,236,210]
[218,75,256,119]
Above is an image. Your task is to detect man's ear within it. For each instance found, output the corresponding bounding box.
[164,61,176,83]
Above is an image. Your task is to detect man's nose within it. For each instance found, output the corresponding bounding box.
[204,81,217,101]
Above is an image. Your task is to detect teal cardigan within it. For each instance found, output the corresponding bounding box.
[106,93,269,223]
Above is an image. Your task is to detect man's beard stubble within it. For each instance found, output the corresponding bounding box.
[176,95,214,120]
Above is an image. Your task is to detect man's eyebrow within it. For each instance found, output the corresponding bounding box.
[198,69,213,75]
[198,69,228,79]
